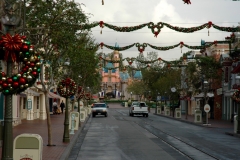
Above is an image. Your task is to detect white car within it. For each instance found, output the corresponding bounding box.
[129,102,148,117]
[92,103,109,117]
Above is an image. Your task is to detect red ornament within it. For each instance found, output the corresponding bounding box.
[22,44,29,52]
[19,77,26,85]
[0,80,2,85]
[2,83,8,88]
[32,71,37,77]
[30,62,35,68]
[1,72,6,77]
[12,82,19,88]
[7,78,13,84]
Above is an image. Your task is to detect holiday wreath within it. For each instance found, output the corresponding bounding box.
[0,34,41,95]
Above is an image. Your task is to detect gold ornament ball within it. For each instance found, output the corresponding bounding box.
[36,62,41,67]
[2,77,6,81]
[27,61,31,65]
[9,87,13,90]
[20,85,24,89]
[17,74,21,77]
[8,84,11,87]
[28,68,33,72]
[27,75,32,81]
[33,67,37,71]
[25,84,29,88]
[30,56,35,62]
[24,58,28,61]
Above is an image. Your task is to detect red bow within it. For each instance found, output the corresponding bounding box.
[1,34,23,62]
[183,0,191,4]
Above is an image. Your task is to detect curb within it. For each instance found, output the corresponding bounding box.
[153,113,240,139]
[60,115,90,160]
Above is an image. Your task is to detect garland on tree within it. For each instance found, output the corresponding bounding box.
[76,86,85,100]
[0,34,41,95]
[57,78,77,98]
[81,21,239,37]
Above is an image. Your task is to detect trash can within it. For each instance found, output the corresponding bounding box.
[234,115,238,133]
[231,113,237,123]
[14,133,43,160]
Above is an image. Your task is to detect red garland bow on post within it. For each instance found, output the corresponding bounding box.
[1,34,23,62]
[207,21,213,36]
[99,42,104,49]
[180,41,184,53]
[183,0,191,4]
[99,21,104,34]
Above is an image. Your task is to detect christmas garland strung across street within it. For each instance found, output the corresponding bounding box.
[0,34,41,95]
[81,21,239,37]
[99,53,194,71]
[98,37,234,53]
[57,78,77,98]
[232,89,240,103]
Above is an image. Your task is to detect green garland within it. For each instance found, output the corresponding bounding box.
[99,39,227,52]
[81,21,240,37]
[99,42,135,51]
[162,22,209,33]
[104,22,149,32]
[147,43,180,51]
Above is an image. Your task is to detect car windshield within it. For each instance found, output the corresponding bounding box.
[132,102,139,105]
[93,104,107,108]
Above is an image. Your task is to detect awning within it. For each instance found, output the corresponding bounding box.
[194,92,214,99]
[20,89,40,97]
[194,93,204,98]
[231,64,240,74]
[48,92,61,99]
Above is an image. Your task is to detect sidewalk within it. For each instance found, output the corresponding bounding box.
[151,108,240,138]
[0,113,89,160]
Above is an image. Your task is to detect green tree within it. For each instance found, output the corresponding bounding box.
[23,0,96,145]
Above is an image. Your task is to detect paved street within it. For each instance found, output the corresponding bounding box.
[68,103,240,160]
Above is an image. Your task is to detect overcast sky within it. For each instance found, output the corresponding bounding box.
[77,0,240,61]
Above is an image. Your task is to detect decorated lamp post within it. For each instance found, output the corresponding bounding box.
[0,34,40,159]
[57,78,76,142]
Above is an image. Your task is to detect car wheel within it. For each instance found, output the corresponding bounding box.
[146,114,148,117]
[105,113,108,117]
[132,113,134,117]
[92,114,95,117]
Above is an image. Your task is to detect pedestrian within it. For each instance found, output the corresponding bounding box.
[60,100,65,114]
[53,99,58,114]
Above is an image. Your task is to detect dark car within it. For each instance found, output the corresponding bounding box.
[92,103,109,117]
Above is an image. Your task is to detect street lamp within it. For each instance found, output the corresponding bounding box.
[203,80,209,124]
[155,91,160,114]
[63,59,70,143]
